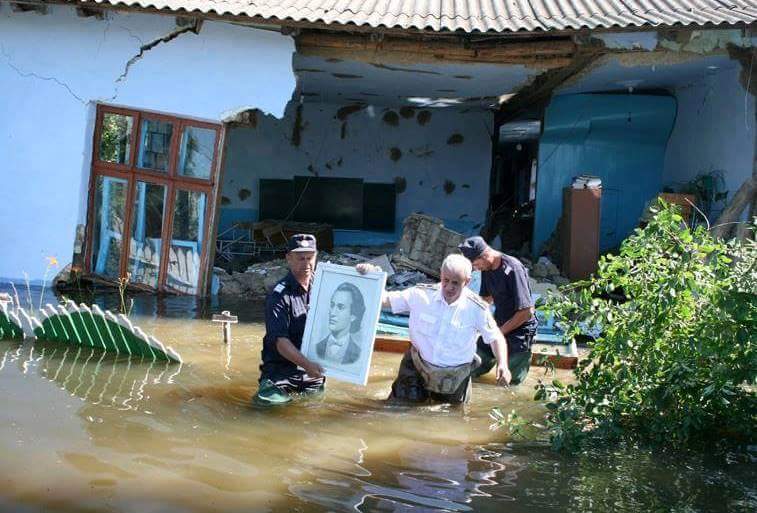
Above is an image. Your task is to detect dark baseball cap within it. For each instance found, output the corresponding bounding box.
[287,233,317,253]
[458,236,488,260]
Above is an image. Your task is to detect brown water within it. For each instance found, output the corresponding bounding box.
[1,289,755,512]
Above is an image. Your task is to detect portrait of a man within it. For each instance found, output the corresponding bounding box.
[301,262,386,385]
[316,282,365,365]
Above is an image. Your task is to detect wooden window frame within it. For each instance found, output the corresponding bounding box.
[84,104,223,295]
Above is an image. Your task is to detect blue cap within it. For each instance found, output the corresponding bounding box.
[287,233,317,253]
[458,236,488,260]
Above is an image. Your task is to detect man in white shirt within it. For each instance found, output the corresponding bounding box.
[360,254,511,404]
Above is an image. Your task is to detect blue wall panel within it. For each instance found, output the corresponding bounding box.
[533,94,677,254]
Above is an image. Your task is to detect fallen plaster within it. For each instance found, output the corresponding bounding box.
[658,29,751,54]
[561,50,710,91]
[592,31,658,52]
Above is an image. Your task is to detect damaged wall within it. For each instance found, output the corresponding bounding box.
[221,101,493,243]
[0,4,296,282]
[533,93,677,255]
[663,63,756,220]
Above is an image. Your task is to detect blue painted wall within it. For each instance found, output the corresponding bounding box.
[533,94,677,255]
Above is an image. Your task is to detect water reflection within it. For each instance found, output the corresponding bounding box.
[0,340,182,411]
[0,286,754,513]
[291,441,517,512]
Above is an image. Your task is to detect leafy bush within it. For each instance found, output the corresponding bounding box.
[538,203,756,451]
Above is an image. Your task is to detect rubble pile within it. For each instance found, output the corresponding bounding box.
[215,213,570,299]
[520,255,570,299]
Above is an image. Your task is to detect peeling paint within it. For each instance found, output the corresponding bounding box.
[389,147,402,161]
[383,111,400,126]
[453,75,473,79]
[417,110,432,126]
[461,184,470,189]
[447,133,464,145]
[336,104,365,120]
[340,122,347,139]
[399,106,415,118]
[294,68,324,73]
[394,176,407,193]
[238,188,251,201]
[443,180,456,194]
[221,196,231,205]
[332,73,363,79]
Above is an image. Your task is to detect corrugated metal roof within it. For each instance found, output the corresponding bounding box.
[77,0,757,33]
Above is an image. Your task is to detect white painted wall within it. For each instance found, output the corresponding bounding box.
[663,64,756,220]
[0,4,296,282]
[221,101,494,243]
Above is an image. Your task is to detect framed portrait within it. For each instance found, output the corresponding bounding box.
[300,263,386,385]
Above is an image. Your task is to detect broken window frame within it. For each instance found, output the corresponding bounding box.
[85,104,222,295]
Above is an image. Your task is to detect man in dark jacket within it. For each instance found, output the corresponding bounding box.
[254,234,325,406]
[459,237,538,385]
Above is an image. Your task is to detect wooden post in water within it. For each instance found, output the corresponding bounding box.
[212,311,238,344]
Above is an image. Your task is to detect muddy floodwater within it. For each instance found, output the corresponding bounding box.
[1,288,755,512]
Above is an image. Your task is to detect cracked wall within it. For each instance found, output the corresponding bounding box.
[0,4,296,282]
[222,101,494,244]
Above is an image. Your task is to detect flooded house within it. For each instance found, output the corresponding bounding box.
[1,1,755,295]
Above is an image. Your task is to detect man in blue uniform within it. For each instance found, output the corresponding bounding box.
[254,234,325,406]
[458,237,538,385]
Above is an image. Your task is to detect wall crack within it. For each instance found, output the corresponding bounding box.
[111,21,200,97]
[0,44,87,104]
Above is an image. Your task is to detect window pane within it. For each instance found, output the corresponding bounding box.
[128,182,166,288]
[167,190,206,294]
[98,113,133,164]
[91,176,128,278]
[137,119,173,171]
[178,126,216,179]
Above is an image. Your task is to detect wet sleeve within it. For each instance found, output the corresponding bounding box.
[265,291,290,339]
[511,267,534,310]
[478,309,505,346]
[387,288,416,314]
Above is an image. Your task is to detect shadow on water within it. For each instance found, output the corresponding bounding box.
[0,284,755,512]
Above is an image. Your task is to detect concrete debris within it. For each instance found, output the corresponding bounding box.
[388,270,432,290]
[215,213,573,299]
[531,280,559,299]
[532,256,561,279]
[395,213,465,278]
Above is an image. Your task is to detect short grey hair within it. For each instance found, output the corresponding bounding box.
[441,253,472,280]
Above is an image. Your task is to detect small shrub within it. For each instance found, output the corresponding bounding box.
[538,203,756,451]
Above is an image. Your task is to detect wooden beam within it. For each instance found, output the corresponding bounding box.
[296,31,577,67]
[496,49,604,123]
